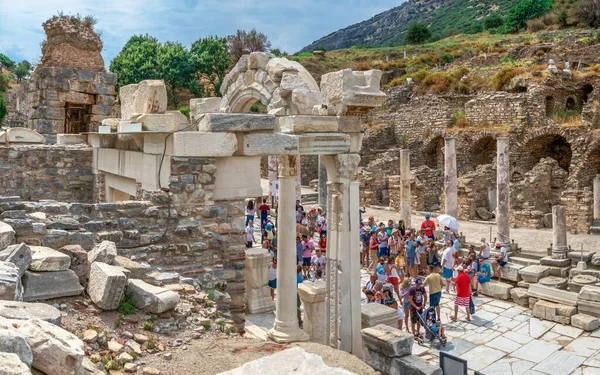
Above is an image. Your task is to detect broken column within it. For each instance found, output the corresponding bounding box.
[269,155,309,343]
[399,149,412,228]
[444,137,457,218]
[552,205,568,259]
[297,280,327,344]
[496,137,511,246]
[268,156,278,205]
[245,248,275,314]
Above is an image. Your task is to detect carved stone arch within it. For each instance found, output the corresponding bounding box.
[219,52,322,115]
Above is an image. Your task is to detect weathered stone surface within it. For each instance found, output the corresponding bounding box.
[0,329,33,366]
[479,281,513,300]
[0,221,16,250]
[510,287,529,307]
[135,112,188,132]
[539,276,568,289]
[190,97,222,122]
[0,300,61,325]
[363,348,442,375]
[78,357,105,375]
[519,265,551,283]
[278,115,339,133]
[577,300,600,318]
[14,318,84,375]
[120,80,167,121]
[540,256,571,267]
[320,69,386,116]
[29,246,71,272]
[88,262,127,310]
[528,283,578,306]
[88,241,117,265]
[170,132,237,157]
[0,244,32,278]
[198,113,276,133]
[57,245,90,287]
[242,133,299,156]
[0,128,45,144]
[532,300,576,324]
[571,314,599,331]
[22,270,83,301]
[46,217,80,230]
[500,262,523,282]
[217,347,355,375]
[0,261,22,301]
[113,256,147,280]
[0,352,31,375]
[361,303,398,328]
[127,279,179,314]
[579,285,600,302]
[361,324,414,358]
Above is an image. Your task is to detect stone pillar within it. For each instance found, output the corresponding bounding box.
[496,137,510,246]
[594,174,600,219]
[297,280,327,344]
[399,149,412,228]
[318,156,327,210]
[444,137,457,218]
[268,155,278,206]
[552,205,568,259]
[296,156,302,201]
[322,154,362,357]
[269,155,309,343]
[244,248,275,314]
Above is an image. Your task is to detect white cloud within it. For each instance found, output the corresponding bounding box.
[0,0,401,63]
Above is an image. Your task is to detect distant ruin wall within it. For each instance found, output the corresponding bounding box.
[0,144,94,202]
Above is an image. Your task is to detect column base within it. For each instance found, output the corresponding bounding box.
[552,246,568,260]
[268,324,310,343]
[246,295,275,314]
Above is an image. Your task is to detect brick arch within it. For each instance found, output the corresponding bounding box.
[577,138,600,188]
[469,131,498,167]
[514,128,572,172]
[423,135,445,169]
[219,52,321,115]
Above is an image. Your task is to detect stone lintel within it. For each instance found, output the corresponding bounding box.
[278,115,339,133]
[337,116,362,133]
[298,133,351,155]
[198,113,276,132]
[243,133,299,156]
[170,132,237,157]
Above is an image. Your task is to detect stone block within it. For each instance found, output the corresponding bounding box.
[42,229,69,249]
[547,266,571,278]
[519,265,551,283]
[528,283,578,306]
[578,285,600,302]
[361,324,414,357]
[577,300,600,318]
[170,132,237,157]
[29,246,71,272]
[127,279,179,314]
[0,300,61,325]
[540,256,571,267]
[337,116,362,132]
[320,69,386,116]
[88,241,117,265]
[361,303,399,328]
[0,261,22,301]
[0,244,32,277]
[363,348,442,375]
[539,276,568,289]
[198,113,276,132]
[113,256,147,280]
[532,300,576,324]
[511,287,529,307]
[501,262,523,282]
[0,221,15,250]
[571,314,599,331]
[242,133,299,156]
[0,129,45,144]
[14,318,84,375]
[56,134,88,145]
[190,97,221,122]
[278,115,339,133]
[0,329,33,367]
[298,133,351,155]
[22,270,83,301]
[0,352,30,375]
[568,251,595,262]
[120,80,167,120]
[88,262,127,310]
[479,280,513,300]
[135,112,188,132]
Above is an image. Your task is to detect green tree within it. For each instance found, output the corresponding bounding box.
[405,23,432,45]
[12,60,32,82]
[484,13,504,29]
[270,48,287,57]
[156,41,196,106]
[503,0,553,32]
[0,53,15,70]
[109,34,160,88]
[227,29,272,63]
[0,93,6,123]
[0,74,10,92]
[190,36,230,96]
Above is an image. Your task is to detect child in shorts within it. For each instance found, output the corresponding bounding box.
[399,278,412,333]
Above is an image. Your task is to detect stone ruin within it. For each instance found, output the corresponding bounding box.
[3,15,117,143]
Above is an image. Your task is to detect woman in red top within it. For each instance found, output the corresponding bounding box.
[451,266,471,321]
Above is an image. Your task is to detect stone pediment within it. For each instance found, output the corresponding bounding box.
[0,128,46,144]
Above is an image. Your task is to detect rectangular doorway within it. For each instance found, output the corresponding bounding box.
[64,103,92,134]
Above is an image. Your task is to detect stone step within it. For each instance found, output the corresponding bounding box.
[528,283,578,306]
[519,265,551,283]
[568,251,596,263]
[479,280,513,300]
[511,256,541,267]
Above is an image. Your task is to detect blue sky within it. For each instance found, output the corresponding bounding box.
[0,0,400,66]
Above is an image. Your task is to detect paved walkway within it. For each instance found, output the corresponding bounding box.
[362,207,600,255]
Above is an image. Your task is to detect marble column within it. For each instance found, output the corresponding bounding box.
[399,149,412,229]
[496,137,511,246]
[297,280,327,344]
[444,137,457,218]
[594,174,600,219]
[267,155,278,205]
[269,155,309,343]
[552,205,568,259]
[318,155,328,210]
[296,156,302,201]
[245,248,275,314]
[322,154,362,358]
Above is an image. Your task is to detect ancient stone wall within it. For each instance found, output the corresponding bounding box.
[359,150,398,206]
[2,83,28,128]
[561,189,593,234]
[412,166,444,212]
[465,92,528,125]
[0,144,93,202]
[301,155,318,185]
[457,164,496,221]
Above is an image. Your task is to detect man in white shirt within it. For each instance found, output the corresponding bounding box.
[492,243,509,282]
[441,240,455,293]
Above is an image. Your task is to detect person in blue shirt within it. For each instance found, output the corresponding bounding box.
[296,265,304,327]
[361,228,372,268]
[405,231,417,279]
[472,257,491,296]
[451,232,460,251]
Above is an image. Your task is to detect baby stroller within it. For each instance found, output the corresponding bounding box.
[415,307,447,349]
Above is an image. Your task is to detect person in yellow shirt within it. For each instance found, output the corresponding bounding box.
[424,265,443,320]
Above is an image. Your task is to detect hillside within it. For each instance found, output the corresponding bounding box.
[301,0,522,51]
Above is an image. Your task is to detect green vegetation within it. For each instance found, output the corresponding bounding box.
[502,0,553,32]
[406,23,432,45]
[156,41,197,106]
[0,53,15,69]
[452,110,467,127]
[146,336,156,349]
[207,289,215,301]
[484,13,504,30]
[142,321,154,331]
[552,109,581,123]
[179,106,190,119]
[109,34,161,88]
[190,36,229,96]
[117,295,136,315]
[491,66,524,90]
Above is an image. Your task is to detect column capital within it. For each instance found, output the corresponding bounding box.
[323,154,361,182]
[278,155,297,178]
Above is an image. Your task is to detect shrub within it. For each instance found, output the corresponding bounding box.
[0,94,6,124]
[421,72,452,94]
[559,11,568,26]
[484,13,504,29]
[405,23,432,45]
[527,18,547,32]
[179,106,190,119]
[491,67,524,90]
[570,0,600,27]
[440,53,454,65]
[142,321,154,331]
[504,0,553,32]
[452,110,467,127]
[117,295,137,315]
[536,49,546,56]
[552,109,581,123]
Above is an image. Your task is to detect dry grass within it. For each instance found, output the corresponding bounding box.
[491,66,525,90]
